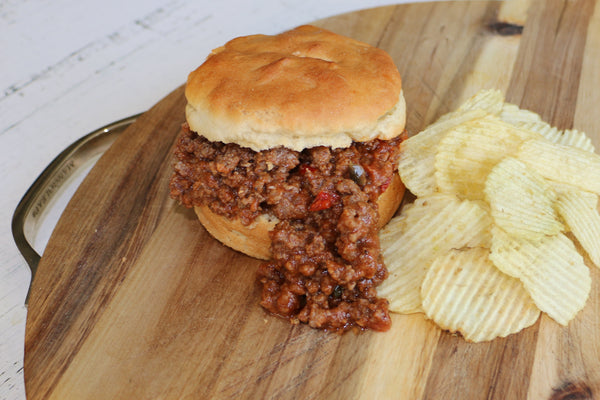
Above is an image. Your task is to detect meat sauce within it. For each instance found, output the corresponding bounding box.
[170,124,402,332]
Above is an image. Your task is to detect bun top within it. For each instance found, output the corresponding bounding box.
[185,25,405,151]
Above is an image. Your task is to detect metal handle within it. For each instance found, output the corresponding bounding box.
[11,114,140,305]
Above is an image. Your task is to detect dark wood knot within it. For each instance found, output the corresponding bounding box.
[488,21,524,36]
[551,381,593,400]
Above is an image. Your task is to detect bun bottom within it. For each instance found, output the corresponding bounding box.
[194,174,405,260]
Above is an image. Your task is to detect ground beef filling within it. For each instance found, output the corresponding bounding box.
[170,123,402,332]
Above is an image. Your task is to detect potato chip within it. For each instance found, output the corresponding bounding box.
[434,115,539,200]
[398,109,487,197]
[379,194,492,314]
[500,102,543,125]
[383,89,597,338]
[484,157,563,239]
[421,247,540,342]
[554,129,596,152]
[517,138,600,194]
[496,102,595,151]
[456,89,505,115]
[489,227,591,325]
[398,89,507,197]
[516,123,595,152]
[513,120,560,139]
[551,181,599,210]
[488,227,530,279]
[555,189,600,268]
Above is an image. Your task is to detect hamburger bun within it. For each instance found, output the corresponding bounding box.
[194,173,405,260]
[179,25,407,260]
[185,24,406,152]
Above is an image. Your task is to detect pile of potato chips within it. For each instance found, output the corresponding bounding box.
[379,89,600,342]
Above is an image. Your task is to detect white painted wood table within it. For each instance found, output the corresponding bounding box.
[0,1,438,398]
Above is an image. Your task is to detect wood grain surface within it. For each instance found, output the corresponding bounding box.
[24,1,600,399]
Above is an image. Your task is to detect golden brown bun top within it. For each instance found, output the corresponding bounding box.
[185,25,405,151]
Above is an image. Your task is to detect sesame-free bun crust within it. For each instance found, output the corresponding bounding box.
[185,25,405,152]
[194,174,405,260]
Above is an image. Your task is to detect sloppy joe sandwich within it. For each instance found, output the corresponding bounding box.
[170,25,407,332]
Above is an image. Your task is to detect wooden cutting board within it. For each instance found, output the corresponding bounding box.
[24,1,600,399]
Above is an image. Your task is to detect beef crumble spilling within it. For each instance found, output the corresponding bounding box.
[170,123,402,332]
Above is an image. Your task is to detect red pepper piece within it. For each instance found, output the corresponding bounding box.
[309,191,339,212]
[299,164,318,175]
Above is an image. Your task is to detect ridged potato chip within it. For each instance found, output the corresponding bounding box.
[516,122,595,152]
[489,227,591,325]
[500,102,543,125]
[398,109,487,197]
[398,89,506,197]
[517,138,600,194]
[514,120,560,139]
[434,115,539,200]
[552,181,599,211]
[379,194,492,314]
[496,102,595,151]
[555,189,600,268]
[383,89,599,341]
[421,247,540,342]
[456,88,505,115]
[484,157,563,239]
[553,129,596,152]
